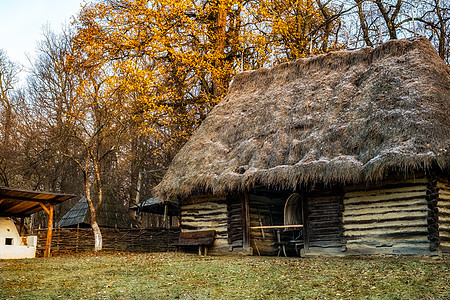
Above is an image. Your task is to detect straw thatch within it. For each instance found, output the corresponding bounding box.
[155,37,450,200]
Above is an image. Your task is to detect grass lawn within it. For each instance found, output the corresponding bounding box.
[0,252,449,299]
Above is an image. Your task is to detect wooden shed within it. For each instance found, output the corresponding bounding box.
[155,37,450,256]
[130,197,180,228]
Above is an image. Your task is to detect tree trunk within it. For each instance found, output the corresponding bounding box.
[91,220,102,251]
[213,0,228,98]
[374,0,402,40]
[355,1,374,47]
[93,158,103,251]
[84,159,103,251]
[434,0,446,61]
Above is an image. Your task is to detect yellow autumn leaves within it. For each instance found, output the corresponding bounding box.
[70,0,342,154]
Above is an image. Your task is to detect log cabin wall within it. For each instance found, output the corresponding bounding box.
[343,177,435,255]
[437,180,450,254]
[226,193,244,250]
[427,178,440,251]
[248,190,289,256]
[180,194,229,254]
[303,187,345,256]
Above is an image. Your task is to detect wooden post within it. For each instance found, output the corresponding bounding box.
[19,217,25,237]
[44,204,54,258]
[164,204,169,229]
[76,223,79,252]
[302,194,309,252]
[242,192,250,250]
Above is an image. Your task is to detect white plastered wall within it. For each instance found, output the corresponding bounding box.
[0,217,37,259]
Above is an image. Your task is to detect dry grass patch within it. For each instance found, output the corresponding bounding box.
[0,252,449,299]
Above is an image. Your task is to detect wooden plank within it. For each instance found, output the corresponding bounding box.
[343,206,429,219]
[344,208,427,221]
[243,192,250,250]
[438,180,450,254]
[39,202,51,215]
[182,214,228,222]
[345,244,433,256]
[344,198,427,212]
[344,190,427,205]
[306,196,344,204]
[342,179,434,255]
[174,230,216,247]
[303,192,310,251]
[182,202,227,212]
[308,241,343,248]
[343,215,428,226]
[344,219,427,230]
[305,190,344,254]
[345,184,427,197]
[249,225,303,229]
[227,194,243,245]
[344,177,428,193]
[345,229,429,239]
[184,195,226,205]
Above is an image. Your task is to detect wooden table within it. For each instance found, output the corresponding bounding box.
[249,225,304,230]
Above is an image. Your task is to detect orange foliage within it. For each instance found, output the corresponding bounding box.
[73,0,342,153]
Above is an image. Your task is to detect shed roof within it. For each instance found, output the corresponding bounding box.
[155,37,450,200]
[58,196,137,228]
[58,196,90,227]
[0,187,75,217]
[130,197,180,216]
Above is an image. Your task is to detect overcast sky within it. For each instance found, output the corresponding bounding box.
[0,0,83,69]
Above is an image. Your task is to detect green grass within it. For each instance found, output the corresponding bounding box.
[0,252,449,299]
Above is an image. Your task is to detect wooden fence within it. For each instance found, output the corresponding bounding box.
[35,227,180,254]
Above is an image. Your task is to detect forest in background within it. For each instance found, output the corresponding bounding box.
[0,0,448,238]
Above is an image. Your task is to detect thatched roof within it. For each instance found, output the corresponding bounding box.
[155,36,450,200]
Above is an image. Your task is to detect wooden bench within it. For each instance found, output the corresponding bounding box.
[173,230,216,255]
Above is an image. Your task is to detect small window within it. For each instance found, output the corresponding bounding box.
[5,238,13,245]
